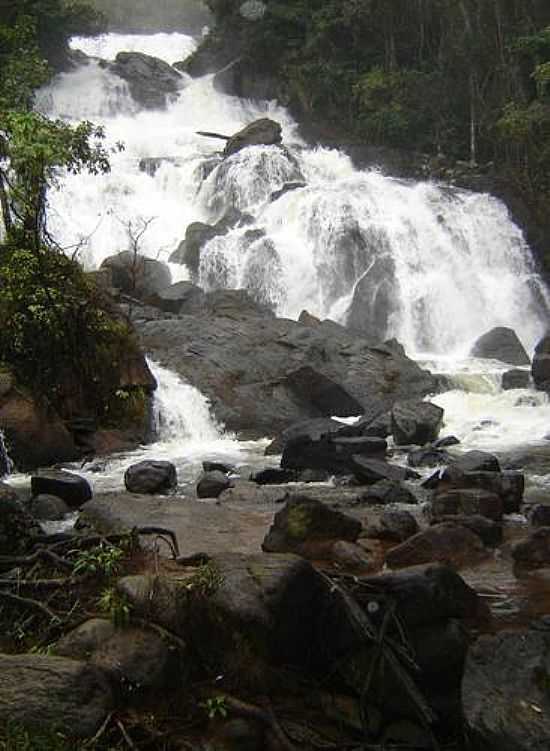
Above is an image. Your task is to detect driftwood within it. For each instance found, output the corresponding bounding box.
[196,130,231,141]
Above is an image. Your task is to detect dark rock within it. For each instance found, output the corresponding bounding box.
[463,629,550,751]
[329,540,371,569]
[361,564,482,629]
[363,480,419,506]
[251,468,298,485]
[432,489,503,522]
[391,400,444,446]
[169,221,223,272]
[197,470,232,498]
[502,368,530,390]
[448,450,501,474]
[270,181,306,202]
[100,251,171,299]
[0,653,114,737]
[386,523,487,569]
[434,435,460,448]
[431,515,503,548]
[281,366,364,417]
[223,118,282,157]
[529,504,550,527]
[408,447,451,468]
[281,432,386,475]
[202,461,234,474]
[367,509,419,542]
[149,281,205,314]
[347,254,399,341]
[124,460,177,495]
[297,468,332,483]
[470,326,530,366]
[211,717,265,751]
[203,288,274,318]
[351,456,412,485]
[439,469,524,514]
[0,483,41,554]
[262,495,362,554]
[512,527,550,570]
[54,618,117,660]
[138,310,437,437]
[532,333,550,391]
[111,51,183,109]
[30,494,71,521]
[31,470,92,509]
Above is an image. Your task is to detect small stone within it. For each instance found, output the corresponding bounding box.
[197,470,232,498]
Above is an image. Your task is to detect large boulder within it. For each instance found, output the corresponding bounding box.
[346,254,399,341]
[502,368,530,390]
[470,326,530,366]
[280,366,364,417]
[463,628,550,751]
[0,394,78,471]
[197,470,232,498]
[149,281,206,314]
[111,51,183,109]
[431,489,504,522]
[391,400,444,446]
[366,509,419,542]
[431,515,503,548]
[100,251,171,299]
[31,470,92,509]
[0,653,114,737]
[532,333,550,390]
[223,118,282,157]
[138,310,437,437]
[512,527,550,570]
[124,460,177,494]
[0,483,41,554]
[437,469,524,514]
[262,495,362,554]
[385,523,487,569]
[351,455,413,484]
[281,431,387,475]
[169,222,223,273]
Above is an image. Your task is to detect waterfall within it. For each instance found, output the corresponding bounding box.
[35,33,549,357]
[148,359,222,443]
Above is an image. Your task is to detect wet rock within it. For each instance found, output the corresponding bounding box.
[149,281,205,314]
[262,495,362,554]
[463,629,550,751]
[197,470,232,498]
[502,368,530,390]
[391,400,444,446]
[30,494,71,521]
[124,460,177,495]
[100,251,171,299]
[0,653,114,737]
[431,515,503,548]
[367,509,419,542]
[169,221,223,273]
[434,435,460,448]
[470,326,530,366]
[351,456,413,485]
[529,504,550,527]
[281,432,386,475]
[512,527,550,570]
[347,254,399,341]
[386,523,487,569]
[116,575,183,634]
[329,540,371,569]
[54,618,117,660]
[203,460,234,474]
[0,483,41,554]
[532,333,550,391]
[281,366,364,417]
[251,467,298,484]
[408,447,451,468]
[436,468,524,514]
[223,118,282,157]
[111,51,183,109]
[448,450,501,474]
[431,489,503,522]
[31,470,92,509]
[270,181,306,202]
[363,480,419,506]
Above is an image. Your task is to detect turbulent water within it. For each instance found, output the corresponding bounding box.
[31,27,550,462]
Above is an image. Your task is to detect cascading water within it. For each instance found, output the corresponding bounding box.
[32,25,550,454]
[0,430,13,478]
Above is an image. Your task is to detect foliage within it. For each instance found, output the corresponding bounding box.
[184,562,223,597]
[98,587,131,627]
[0,724,71,751]
[72,543,125,578]
[200,695,229,720]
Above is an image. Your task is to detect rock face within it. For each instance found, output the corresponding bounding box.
[262,495,362,554]
[223,118,282,157]
[101,251,171,299]
[431,489,503,522]
[31,470,92,509]
[502,368,530,390]
[470,326,530,365]
[124,460,177,494]
[169,222,223,273]
[512,527,550,570]
[138,309,436,437]
[532,333,550,390]
[463,628,550,751]
[346,255,399,340]
[391,400,444,446]
[0,483,41,554]
[149,281,206,315]
[281,431,387,475]
[0,653,114,737]
[111,51,183,109]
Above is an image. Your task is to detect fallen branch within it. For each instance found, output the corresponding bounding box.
[116,719,137,750]
[196,130,231,141]
[0,548,73,571]
[219,695,298,751]
[0,591,59,621]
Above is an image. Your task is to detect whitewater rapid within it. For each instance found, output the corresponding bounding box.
[31,28,550,459]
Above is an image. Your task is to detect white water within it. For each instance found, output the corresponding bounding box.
[31,28,550,461]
